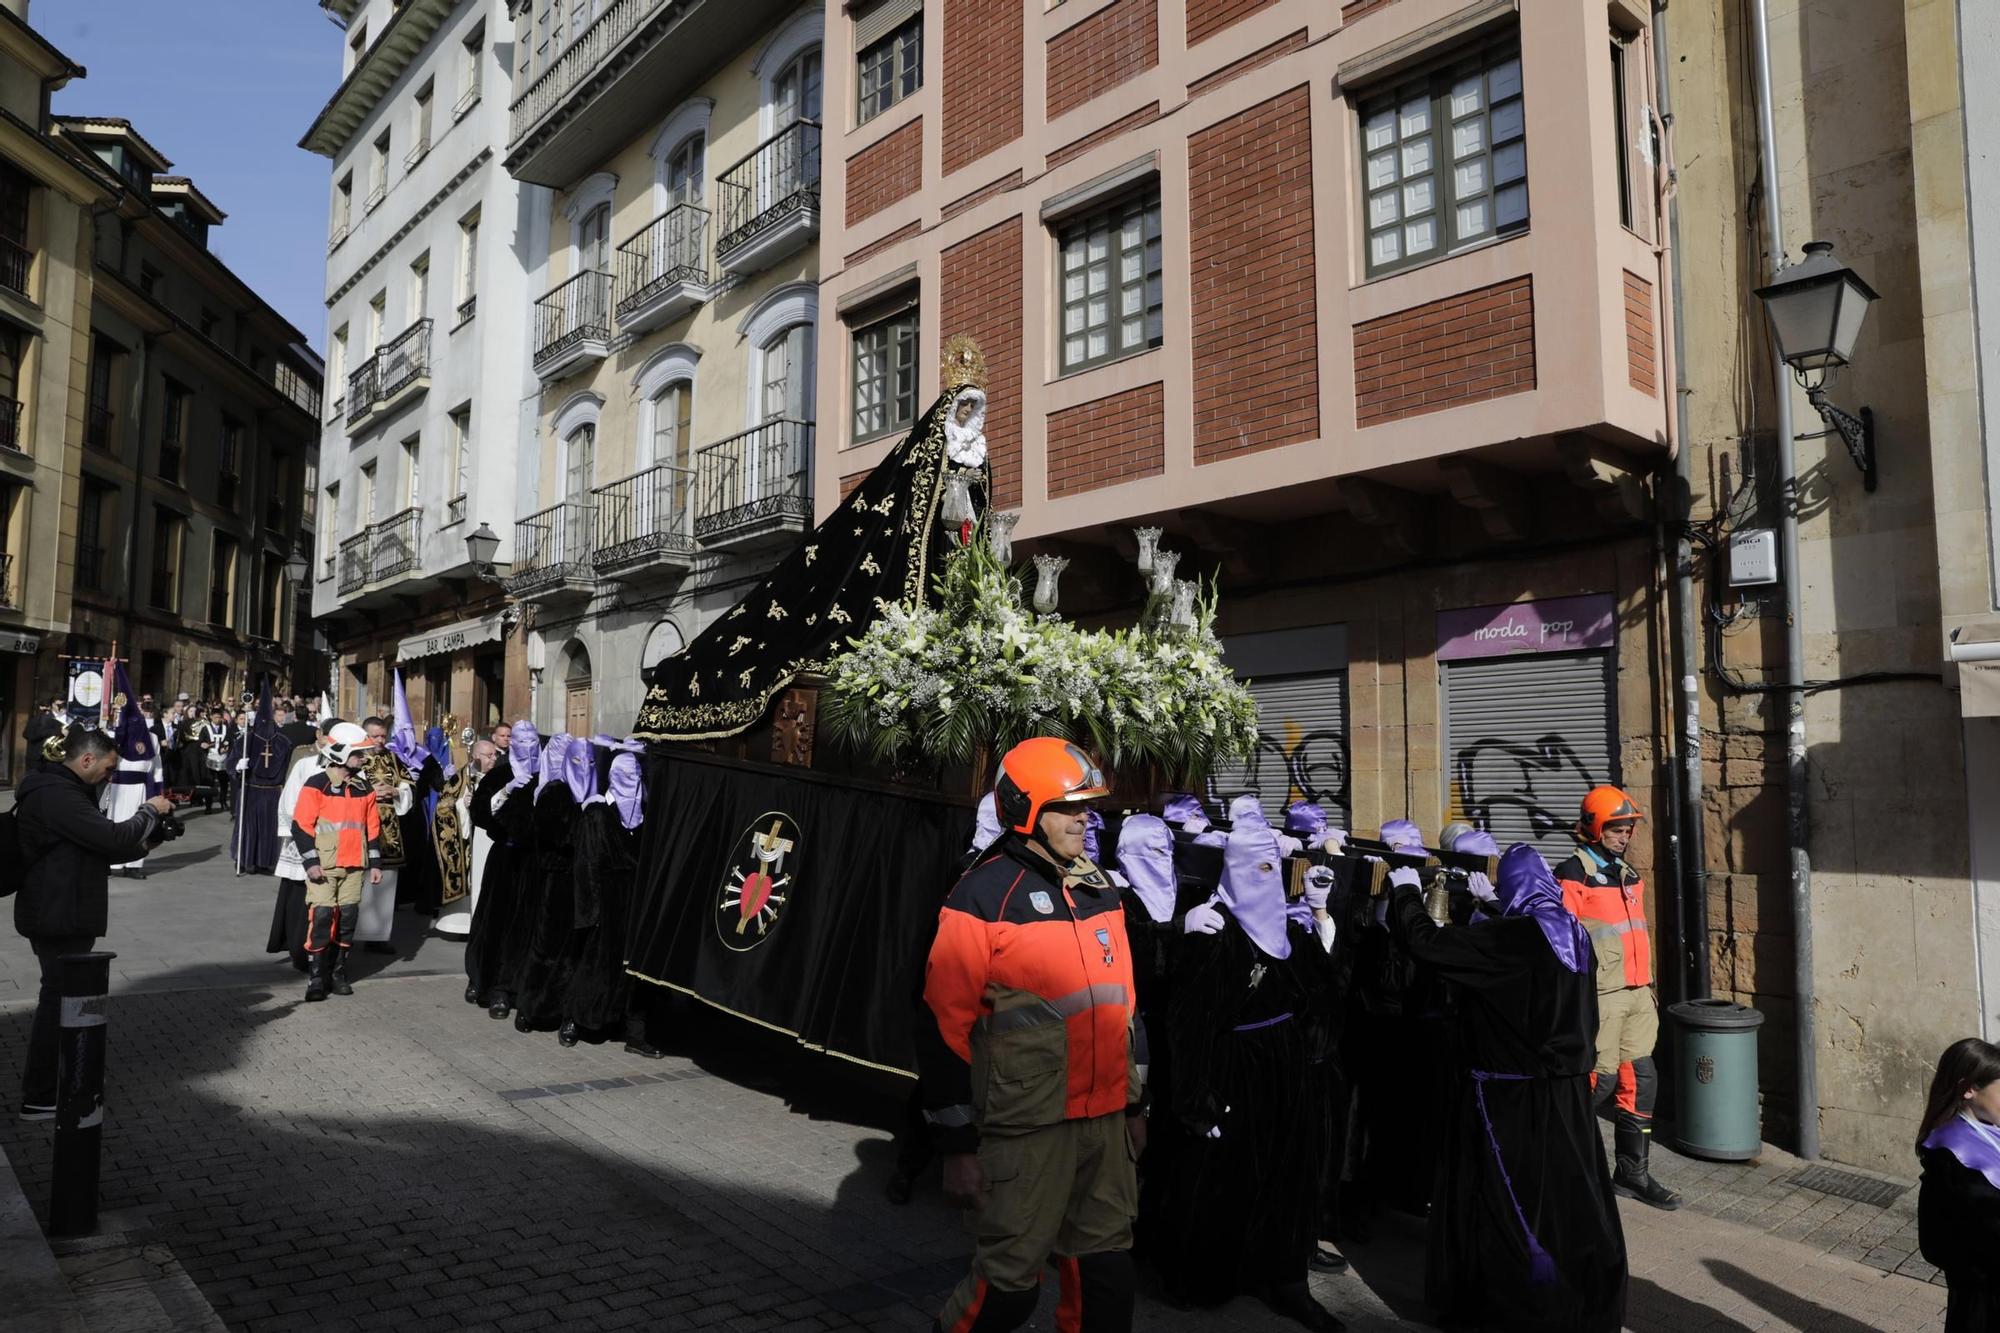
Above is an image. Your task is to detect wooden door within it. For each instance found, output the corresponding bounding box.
[564,684,591,738]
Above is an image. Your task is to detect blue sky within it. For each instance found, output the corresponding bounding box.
[46,0,342,349]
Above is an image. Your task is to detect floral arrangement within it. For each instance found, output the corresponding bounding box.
[820,527,1258,783]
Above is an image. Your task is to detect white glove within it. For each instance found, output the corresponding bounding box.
[235,758,249,772]
[1466,871,1498,904]
[1388,866,1422,891]
[1303,865,1334,913]
[1183,903,1225,935]
[1275,833,1303,858]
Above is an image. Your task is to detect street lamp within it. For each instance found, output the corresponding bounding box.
[465,522,503,582]
[1754,240,1881,491]
[283,550,310,587]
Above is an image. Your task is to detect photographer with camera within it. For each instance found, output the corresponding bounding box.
[12,727,175,1120]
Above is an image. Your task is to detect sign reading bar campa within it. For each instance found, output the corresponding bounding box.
[395,612,507,663]
[1436,594,1617,662]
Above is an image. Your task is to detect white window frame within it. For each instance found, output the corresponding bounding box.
[633,343,702,468]
[738,281,818,428]
[752,10,827,138]
[648,99,713,214]
[562,172,619,277]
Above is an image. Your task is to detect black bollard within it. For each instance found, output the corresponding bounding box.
[49,950,116,1238]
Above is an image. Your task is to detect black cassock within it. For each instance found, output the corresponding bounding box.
[562,803,639,1035]
[466,762,534,1005]
[509,782,580,1028]
[1919,1142,2000,1332]
[229,727,293,875]
[1389,885,1626,1332]
[394,757,445,917]
[1149,913,1337,1306]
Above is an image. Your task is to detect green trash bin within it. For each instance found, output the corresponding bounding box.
[1667,998,1765,1161]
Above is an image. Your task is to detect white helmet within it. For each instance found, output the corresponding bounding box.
[321,721,375,768]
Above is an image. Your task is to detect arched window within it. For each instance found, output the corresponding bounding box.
[652,380,693,469]
[773,46,822,127]
[760,323,813,424]
[642,619,685,671]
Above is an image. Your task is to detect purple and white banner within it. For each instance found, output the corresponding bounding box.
[1436,594,1617,662]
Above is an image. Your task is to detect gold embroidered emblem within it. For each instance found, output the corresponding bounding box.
[738,668,754,688]
[689,678,700,697]
[827,605,851,625]
[727,636,752,656]
[804,544,818,565]
[767,601,787,620]
[859,554,880,576]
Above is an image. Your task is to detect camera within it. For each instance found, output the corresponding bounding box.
[149,811,187,846]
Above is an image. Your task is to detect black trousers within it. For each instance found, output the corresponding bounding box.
[22,933,94,1108]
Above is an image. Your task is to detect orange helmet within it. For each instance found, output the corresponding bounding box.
[1577,785,1643,842]
[994,738,1110,834]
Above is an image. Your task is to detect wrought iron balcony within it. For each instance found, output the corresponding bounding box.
[695,418,812,548]
[615,204,710,334]
[370,506,423,581]
[505,500,599,598]
[343,320,432,429]
[715,121,820,275]
[0,235,29,296]
[593,463,695,577]
[346,359,378,425]
[0,399,20,453]
[532,270,612,380]
[509,0,668,147]
[0,553,14,609]
[338,532,371,595]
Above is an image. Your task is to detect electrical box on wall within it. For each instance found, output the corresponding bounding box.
[1729,529,1780,586]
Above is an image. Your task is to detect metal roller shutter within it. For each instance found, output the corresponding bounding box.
[1209,672,1351,831]
[1443,651,1617,860]
[854,0,921,51]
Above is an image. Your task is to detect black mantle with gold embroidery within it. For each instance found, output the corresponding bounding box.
[632,395,960,743]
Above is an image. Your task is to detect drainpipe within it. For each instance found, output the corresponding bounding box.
[1749,0,1817,1159]
[1651,2,1710,1002]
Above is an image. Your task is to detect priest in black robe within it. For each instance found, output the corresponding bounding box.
[1150,821,1344,1332]
[465,722,540,1015]
[560,748,654,1052]
[513,735,589,1032]
[1387,844,1627,1332]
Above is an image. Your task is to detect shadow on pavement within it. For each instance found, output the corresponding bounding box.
[1626,1277,1754,1331]
[1703,1259,1889,1333]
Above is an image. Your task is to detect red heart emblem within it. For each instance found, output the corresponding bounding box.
[739,870,774,921]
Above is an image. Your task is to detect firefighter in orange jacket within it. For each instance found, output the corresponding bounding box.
[1556,786,1681,1210]
[291,722,384,1004]
[919,738,1146,1333]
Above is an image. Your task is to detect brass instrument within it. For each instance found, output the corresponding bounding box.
[360,744,408,867]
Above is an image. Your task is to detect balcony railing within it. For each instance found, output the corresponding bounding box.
[404,138,431,170]
[327,221,350,254]
[378,319,432,400]
[454,82,481,121]
[456,294,476,324]
[338,532,371,595]
[509,0,668,145]
[715,121,821,261]
[0,399,20,453]
[86,403,112,451]
[509,500,598,594]
[371,506,422,581]
[346,359,378,424]
[593,463,694,566]
[532,270,612,370]
[695,419,813,538]
[615,204,709,321]
[0,553,13,609]
[274,363,321,418]
[365,182,386,213]
[447,493,467,525]
[0,235,29,296]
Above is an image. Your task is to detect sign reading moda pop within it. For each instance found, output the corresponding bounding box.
[1435,594,1617,662]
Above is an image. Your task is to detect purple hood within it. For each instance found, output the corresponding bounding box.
[1495,843,1590,973]
[1219,825,1292,959]
[606,753,643,829]
[536,734,574,797]
[1116,815,1176,924]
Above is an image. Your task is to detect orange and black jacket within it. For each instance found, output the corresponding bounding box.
[292,770,383,871]
[918,833,1147,1154]
[1556,844,1651,991]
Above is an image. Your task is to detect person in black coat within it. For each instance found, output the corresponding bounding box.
[12,728,173,1118]
[511,736,588,1032]
[1918,1037,2000,1332]
[559,749,651,1051]
[21,696,67,774]
[465,722,540,1016]
[1388,844,1627,1332]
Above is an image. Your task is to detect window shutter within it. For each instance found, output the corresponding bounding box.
[1442,651,1617,860]
[1209,671,1351,832]
[854,0,920,52]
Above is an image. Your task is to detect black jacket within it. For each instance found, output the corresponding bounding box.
[13,766,161,939]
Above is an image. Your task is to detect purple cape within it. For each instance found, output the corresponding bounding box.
[1116,815,1176,923]
[1494,843,1590,973]
[536,735,573,796]
[1219,826,1292,959]
[607,753,644,830]
[1925,1113,2000,1192]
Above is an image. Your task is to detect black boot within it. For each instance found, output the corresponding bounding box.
[303,952,329,1002]
[488,995,511,1019]
[558,1022,579,1048]
[514,1011,533,1033]
[329,951,354,996]
[329,905,356,996]
[1612,1119,1682,1210]
[464,985,482,1005]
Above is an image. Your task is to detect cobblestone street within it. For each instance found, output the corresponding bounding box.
[0,811,1957,1331]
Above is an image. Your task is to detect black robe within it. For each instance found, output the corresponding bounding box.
[1149,912,1338,1305]
[229,727,293,875]
[466,763,535,1003]
[506,782,580,1027]
[563,803,640,1033]
[393,756,445,917]
[1389,885,1627,1332]
[1919,1142,2000,1332]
